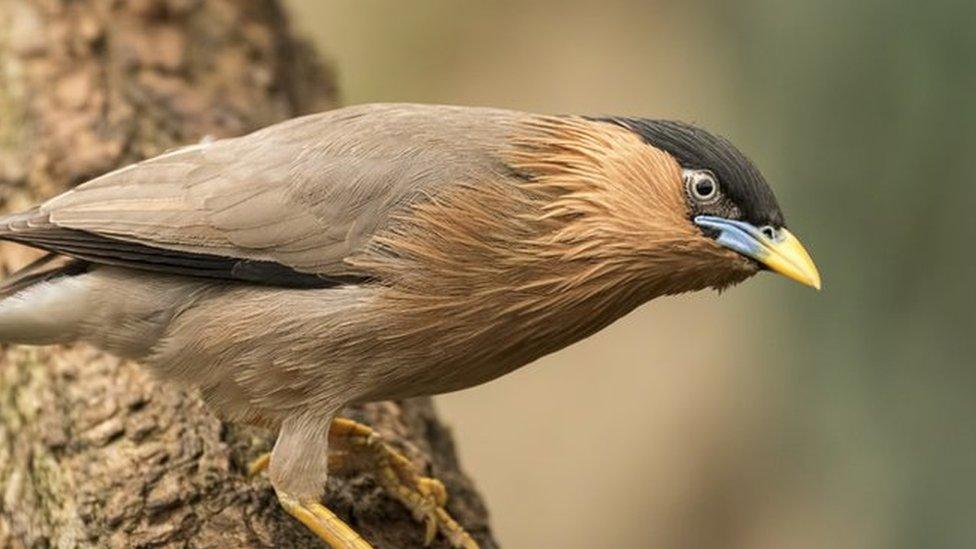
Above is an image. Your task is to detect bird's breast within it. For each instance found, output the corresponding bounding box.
[352,264,657,401]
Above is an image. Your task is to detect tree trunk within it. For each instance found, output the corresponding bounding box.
[0,1,496,547]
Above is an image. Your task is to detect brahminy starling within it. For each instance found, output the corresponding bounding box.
[0,104,820,548]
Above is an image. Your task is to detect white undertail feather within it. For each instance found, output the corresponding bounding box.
[0,268,202,359]
[0,275,91,345]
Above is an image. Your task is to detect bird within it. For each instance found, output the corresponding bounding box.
[0,103,820,548]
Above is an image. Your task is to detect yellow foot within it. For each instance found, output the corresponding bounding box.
[328,418,478,549]
[277,491,372,549]
[249,419,478,549]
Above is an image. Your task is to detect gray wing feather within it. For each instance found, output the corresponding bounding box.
[10,104,518,285]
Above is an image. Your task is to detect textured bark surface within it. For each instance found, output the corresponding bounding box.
[0,1,496,547]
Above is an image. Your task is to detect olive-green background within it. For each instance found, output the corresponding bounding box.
[285,2,976,547]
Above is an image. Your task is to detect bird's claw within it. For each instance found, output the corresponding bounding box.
[250,420,478,548]
[276,491,372,549]
[372,446,442,545]
[329,418,479,549]
[419,477,448,507]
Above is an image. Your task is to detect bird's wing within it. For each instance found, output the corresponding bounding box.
[3,104,519,287]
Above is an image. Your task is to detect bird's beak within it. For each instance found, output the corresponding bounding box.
[694,215,821,290]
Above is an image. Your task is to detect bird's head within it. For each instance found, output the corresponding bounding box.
[505,115,820,297]
[606,117,821,291]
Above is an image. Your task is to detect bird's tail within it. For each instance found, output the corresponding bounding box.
[0,209,92,345]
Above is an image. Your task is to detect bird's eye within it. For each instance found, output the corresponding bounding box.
[684,170,720,203]
[694,178,715,199]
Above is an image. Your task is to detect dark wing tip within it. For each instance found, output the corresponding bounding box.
[1,226,367,289]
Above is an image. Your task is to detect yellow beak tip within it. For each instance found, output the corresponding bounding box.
[762,228,822,292]
[802,268,822,291]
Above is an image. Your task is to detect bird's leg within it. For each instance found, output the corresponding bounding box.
[275,491,372,549]
[249,417,477,548]
[327,418,478,549]
[248,451,372,548]
[263,412,375,549]
[255,448,447,509]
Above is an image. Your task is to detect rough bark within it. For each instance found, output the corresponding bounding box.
[0,1,496,547]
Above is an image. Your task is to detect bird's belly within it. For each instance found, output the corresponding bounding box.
[355,287,655,402]
[147,278,645,418]
[351,320,591,402]
[353,353,531,403]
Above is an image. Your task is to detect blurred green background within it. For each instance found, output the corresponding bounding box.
[285,2,976,548]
